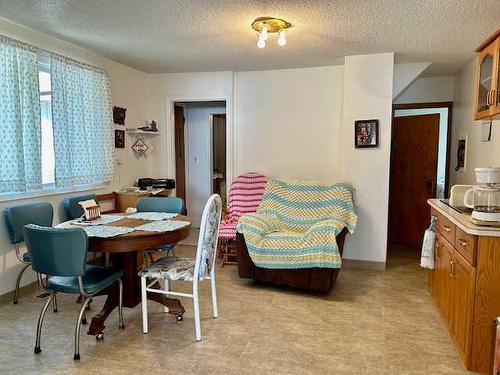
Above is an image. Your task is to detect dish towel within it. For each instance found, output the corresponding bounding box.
[420,216,437,269]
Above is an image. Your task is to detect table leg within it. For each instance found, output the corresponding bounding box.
[87,250,185,335]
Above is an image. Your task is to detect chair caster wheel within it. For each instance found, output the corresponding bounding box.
[96,332,104,341]
[13,301,18,305]
[34,346,41,354]
[73,353,80,360]
[53,309,58,313]
[82,318,87,325]
[176,315,183,323]
[119,324,125,330]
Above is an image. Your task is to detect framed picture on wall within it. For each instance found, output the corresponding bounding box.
[114,129,125,148]
[354,119,379,148]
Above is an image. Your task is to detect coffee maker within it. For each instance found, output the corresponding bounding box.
[464,167,500,223]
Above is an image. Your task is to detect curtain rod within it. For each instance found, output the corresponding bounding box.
[0,33,108,75]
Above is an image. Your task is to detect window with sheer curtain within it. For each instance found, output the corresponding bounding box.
[0,35,114,195]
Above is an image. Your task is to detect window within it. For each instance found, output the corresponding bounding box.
[38,54,55,187]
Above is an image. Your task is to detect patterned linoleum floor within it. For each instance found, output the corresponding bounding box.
[0,246,469,375]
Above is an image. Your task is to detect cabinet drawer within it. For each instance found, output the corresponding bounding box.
[455,227,477,266]
[432,209,456,244]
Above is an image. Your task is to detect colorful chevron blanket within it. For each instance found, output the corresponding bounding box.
[236,179,357,269]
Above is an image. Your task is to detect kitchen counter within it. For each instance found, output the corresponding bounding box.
[428,198,500,237]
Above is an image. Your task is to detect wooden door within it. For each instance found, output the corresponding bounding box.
[389,114,440,250]
[212,114,226,202]
[174,105,186,205]
[451,250,476,367]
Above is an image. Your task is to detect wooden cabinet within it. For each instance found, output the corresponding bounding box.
[475,29,500,120]
[450,250,476,364]
[429,205,500,373]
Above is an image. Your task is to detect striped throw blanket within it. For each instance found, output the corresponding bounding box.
[218,172,267,240]
[237,179,357,269]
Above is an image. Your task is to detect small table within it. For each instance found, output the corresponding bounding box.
[57,214,191,336]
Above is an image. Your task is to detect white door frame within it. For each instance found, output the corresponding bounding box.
[165,95,234,198]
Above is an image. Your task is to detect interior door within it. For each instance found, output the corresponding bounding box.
[212,114,226,204]
[174,105,186,206]
[389,113,440,250]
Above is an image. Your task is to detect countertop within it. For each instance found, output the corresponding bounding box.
[428,199,500,237]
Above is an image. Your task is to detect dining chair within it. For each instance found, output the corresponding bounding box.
[24,224,124,360]
[139,194,222,341]
[137,196,185,262]
[4,202,54,305]
[63,194,97,220]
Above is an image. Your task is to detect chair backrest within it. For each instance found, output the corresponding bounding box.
[136,197,184,214]
[4,202,54,244]
[227,172,267,223]
[63,194,97,220]
[258,178,357,233]
[23,225,88,277]
[194,194,222,280]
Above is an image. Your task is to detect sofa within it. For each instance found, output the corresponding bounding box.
[236,178,357,292]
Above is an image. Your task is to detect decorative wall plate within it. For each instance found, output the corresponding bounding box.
[131,138,149,157]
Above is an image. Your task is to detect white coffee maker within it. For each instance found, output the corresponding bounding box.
[464,167,500,223]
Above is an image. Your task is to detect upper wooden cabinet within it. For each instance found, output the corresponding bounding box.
[475,29,500,120]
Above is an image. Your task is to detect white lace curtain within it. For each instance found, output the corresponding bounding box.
[0,36,42,193]
[51,54,114,187]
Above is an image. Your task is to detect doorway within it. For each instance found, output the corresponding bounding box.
[388,102,452,252]
[173,101,227,227]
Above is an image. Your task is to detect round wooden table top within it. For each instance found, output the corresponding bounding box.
[60,214,192,253]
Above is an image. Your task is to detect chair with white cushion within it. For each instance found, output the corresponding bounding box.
[139,194,222,341]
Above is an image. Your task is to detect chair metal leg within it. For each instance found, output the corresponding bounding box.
[141,276,149,334]
[13,263,31,304]
[74,297,92,360]
[210,274,218,318]
[52,293,58,313]
[163,278,170,313]
[34,291,56,353]
[118,279,124,329]
[193,283,202,341]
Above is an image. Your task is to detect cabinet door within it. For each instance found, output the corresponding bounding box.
[434,235,453,326]
[475,41,497,119]
[451,250,476,367]
[493,38,500,115]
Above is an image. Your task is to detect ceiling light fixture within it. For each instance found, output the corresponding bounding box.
[251,17,291,49]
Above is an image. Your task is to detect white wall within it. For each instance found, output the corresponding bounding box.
[0,18,153,295]
[184,103,226,226]
[394,76,454,104]
[450,58,500,186]
[233,66,344,180]
[340,53,395,264]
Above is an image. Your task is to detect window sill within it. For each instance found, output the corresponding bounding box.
[0,183,109,203]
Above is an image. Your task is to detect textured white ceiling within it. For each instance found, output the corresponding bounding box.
[0,0,498,75]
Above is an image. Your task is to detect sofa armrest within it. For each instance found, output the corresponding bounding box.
[236,213,281,238]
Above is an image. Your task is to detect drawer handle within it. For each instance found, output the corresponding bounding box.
[449,260,455,278]
[458,239,468,247]
[443,225,451,232]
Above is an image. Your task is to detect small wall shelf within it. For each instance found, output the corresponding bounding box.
[125,128,161,136]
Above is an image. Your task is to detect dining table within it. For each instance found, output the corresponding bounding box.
[56,213,192,337]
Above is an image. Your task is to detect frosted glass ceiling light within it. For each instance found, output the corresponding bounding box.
[251,17,291,49]
[277,30,287,46]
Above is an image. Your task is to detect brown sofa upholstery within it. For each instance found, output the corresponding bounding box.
[236,228,349,293]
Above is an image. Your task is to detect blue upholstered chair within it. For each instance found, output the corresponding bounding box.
[4,202,54,304]
[24,225,124,360]
[63,194,97,220]
[139,194,222,341]
[137,197,184,262]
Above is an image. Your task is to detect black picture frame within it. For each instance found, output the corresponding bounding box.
[114,129,125,148]
[113,106,126,125]
[354,119,379,148]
